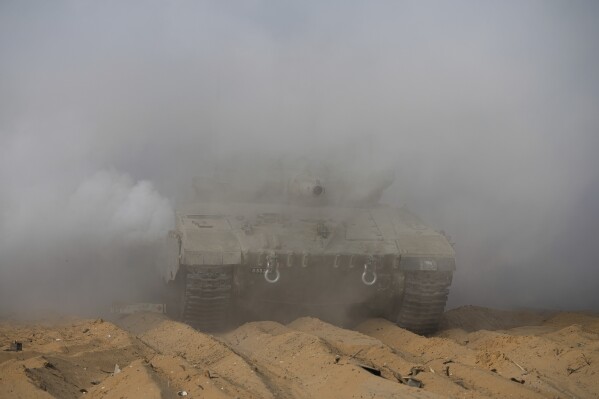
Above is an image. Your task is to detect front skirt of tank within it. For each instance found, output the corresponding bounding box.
[176,252,454,335]
[234,256,403,325]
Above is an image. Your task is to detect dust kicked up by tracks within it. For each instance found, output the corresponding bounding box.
[1,306,598,399]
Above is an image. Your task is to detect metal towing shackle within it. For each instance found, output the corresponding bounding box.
[361,257,378,286]
[264,254,280,284]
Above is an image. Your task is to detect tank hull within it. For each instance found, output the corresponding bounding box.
[164,203,455,334]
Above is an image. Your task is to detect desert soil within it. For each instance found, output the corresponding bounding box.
[1,306,598,399]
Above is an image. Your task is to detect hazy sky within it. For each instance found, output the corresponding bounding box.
[1,1,598,313]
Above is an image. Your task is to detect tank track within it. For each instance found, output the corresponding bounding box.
[182,265,233,332]
[396,271,453,335]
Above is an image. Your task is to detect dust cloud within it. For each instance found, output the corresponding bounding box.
[1,1,598,315]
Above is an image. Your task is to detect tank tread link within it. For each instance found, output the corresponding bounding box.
[181,265,233,331]
[396,271,453,334]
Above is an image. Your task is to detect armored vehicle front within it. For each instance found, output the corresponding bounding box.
[162,166,455,335]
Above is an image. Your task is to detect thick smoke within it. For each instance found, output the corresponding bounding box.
[0,167,172,315]
[1,1,598,314]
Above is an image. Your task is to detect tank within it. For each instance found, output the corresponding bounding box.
[161,164,455,335]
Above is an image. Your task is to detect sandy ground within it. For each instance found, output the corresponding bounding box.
[1,306,598,399]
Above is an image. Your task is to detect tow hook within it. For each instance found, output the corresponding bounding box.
[264,254,280,283]
[362,257,378,286]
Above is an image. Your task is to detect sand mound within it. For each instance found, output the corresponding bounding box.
[440,305,552,332]
[117,313,275,399]
[544,311,599,333]
[0,318,153,399]
[85,359,171,399]
[1,306,598,398]
[224,319,444,398]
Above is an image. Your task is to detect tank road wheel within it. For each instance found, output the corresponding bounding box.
[181,265,233,332]
[396,271,453,335]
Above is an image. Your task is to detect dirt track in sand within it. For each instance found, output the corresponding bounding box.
[1,306,598,398]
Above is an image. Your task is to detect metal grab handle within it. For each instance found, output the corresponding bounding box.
[361,264,377,286]
[264,268,280,283]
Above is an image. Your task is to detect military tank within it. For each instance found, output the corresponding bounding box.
[161,164,455,335]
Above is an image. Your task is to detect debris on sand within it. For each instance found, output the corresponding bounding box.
[8,341,22,351]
